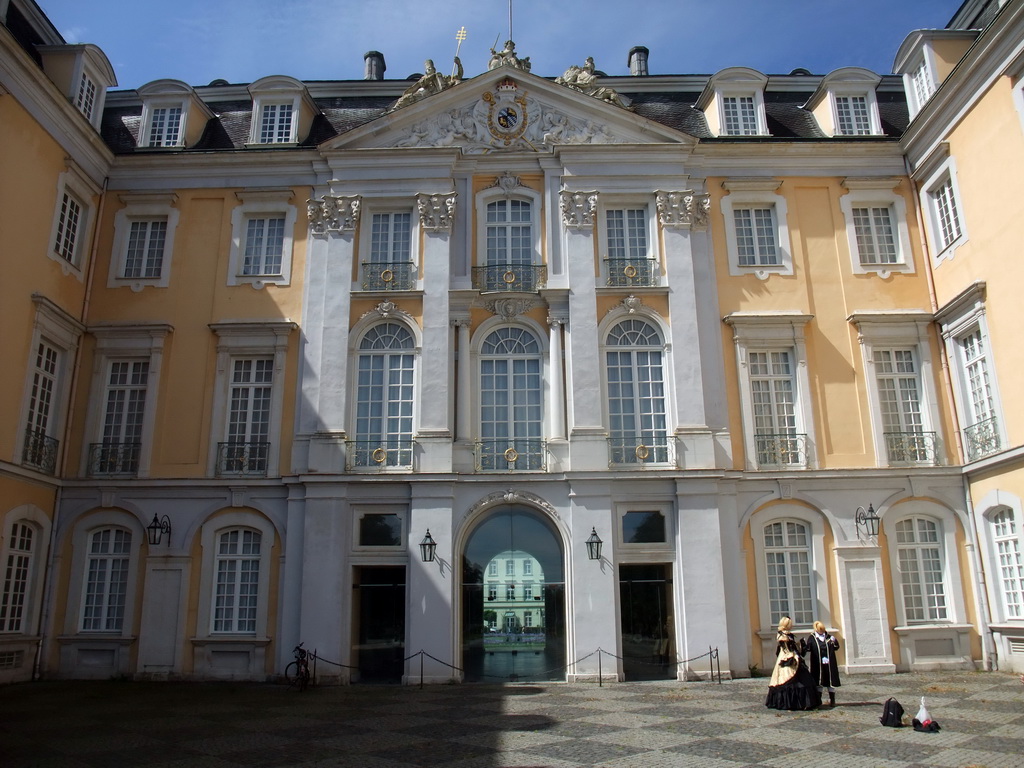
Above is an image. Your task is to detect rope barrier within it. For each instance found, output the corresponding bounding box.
[291,645,721,687]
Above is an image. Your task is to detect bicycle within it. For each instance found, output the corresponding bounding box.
[285,642,311,691]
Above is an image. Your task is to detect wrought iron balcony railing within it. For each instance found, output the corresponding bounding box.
[963,416,1001,462]
[88,442,141,476]
[217,441,270,476]
[347,439,415,470]
[608,434,672,466]
[360,261,416,291]
[754,432,808,468]
[604,258,659,288]
[475,438,546,471]
[884,431,937,465]
[22,429,58,475]
[472,264,547,293]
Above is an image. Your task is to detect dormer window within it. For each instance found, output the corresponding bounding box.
[804,68,882,137]
[697,68,769,137]
[137,80,214,150]
[38,44,117,130]
[246,76,319,147]
[894,30,979,119]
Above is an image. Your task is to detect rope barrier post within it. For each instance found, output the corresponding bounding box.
[313,648,317,687]
[598,648,602,687]
[419,651,424,689]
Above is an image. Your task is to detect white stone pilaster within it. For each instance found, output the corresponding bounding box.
[454,317,472,442]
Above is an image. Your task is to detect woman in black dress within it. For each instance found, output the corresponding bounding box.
[805,620,841,706]
[765,616,820,711]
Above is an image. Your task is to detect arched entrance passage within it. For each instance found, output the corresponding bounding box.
[461,505,565,682]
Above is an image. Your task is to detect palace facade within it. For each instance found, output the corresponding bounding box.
[2,0,1024,684]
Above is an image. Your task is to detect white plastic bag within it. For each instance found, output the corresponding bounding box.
[916,696,931,723]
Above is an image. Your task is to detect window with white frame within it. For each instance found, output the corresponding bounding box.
[22,340,61,474]
[721,181,792,278]
[722,95,759,135]
[920,157,967,260]
[602,204,657,287]
[505,583,516,601]
[257,102,294,144]
[834,95,873,135]
[505,559,515,576]
[724,313,815,470]
[76,71,97,121]
[91,360,149,476]
[212,528,261,634]
[486,199,532,266]
[894,516,948,623]
[361,209,416,290]
[53,190,84,266]
[764,520,814,627]
[228,190,296,287]
[909,59,934,114]
[210,322,293,478]
[147,105,183,147]
[352,323,415,468]
[522,559,533,576]
[958,327,999,459]
[697,68,768,137]
[488,584,497,600]
[852,206,898,264]
[81,528,131,632]
[109,193,179,290]
[874,349,930,463]
[0,522,36,633]
[488,562,498,577]
[479,327,543,470]
[49,167,97,276]
[991,508,1024,620]
[839,180,915,276]
[605,318,670,464]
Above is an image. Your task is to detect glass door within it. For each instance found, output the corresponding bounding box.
[619,563,675,680]
[353,566,405,683]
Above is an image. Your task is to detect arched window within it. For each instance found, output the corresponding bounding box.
[605,319,668,463]
[212,528,262,634]
[0,522,36,633]
[81,528,132,632]
[353,323,415,468]
[479,327,543,470]
[991,508,1023,619]
[894,516,947,622]
[763,520,814,626]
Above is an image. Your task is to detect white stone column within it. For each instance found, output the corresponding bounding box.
[416,193,457,472]
[303,196,360,473]
[658,191,717,468]
[547,313,566,441]
[454,316,472,442]
[561,190,606,469]
[406,484,456,684]
[675,480,732,679]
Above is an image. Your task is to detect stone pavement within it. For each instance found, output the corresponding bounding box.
[1,671,1023,767]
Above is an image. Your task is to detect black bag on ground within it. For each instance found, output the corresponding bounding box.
[880,697,905,727]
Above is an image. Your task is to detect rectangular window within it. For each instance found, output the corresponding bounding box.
[228,358,273,448]
[370,212,412,262]
[961,330,994,426]
[930,175,963,250]
[258,103,293,143]
[993,510,1023,619]
[895,518,947,622]
[0,523,34,633]
[722,95,758,135]
[749,350,801,466]
[874,348,930,463]
[96,360,149,474]
[852,206,898,264]
[54,191,84,265]
[523,583,534,600]
[213,529,261,633]
[241,217,285,276]
[148,106,183,147]
[81,529,131,632]
[764,521,814,626]
[505,559,515,577]
[488,561,497,577]
[76,73,96,121]
[487,584,497,601]
[123,219,168,279]
[23,341,60,472]
[605,208,648,260]
[522,560,533,576]
[505,583,515,601]
[911,60,934,110]
[733,207,779,266]
[835,95,871,135]
[622,511,667,543]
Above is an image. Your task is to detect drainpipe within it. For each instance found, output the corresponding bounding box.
[962,476,995,670]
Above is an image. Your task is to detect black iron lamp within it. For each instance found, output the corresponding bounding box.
[147,514,172,547]
[855,504,880,537]
[419,529,437,562]
[585,527,603,561]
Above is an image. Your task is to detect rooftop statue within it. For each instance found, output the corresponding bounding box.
[556,56,630,109]
[393,57,464,110]
[488,40,531,72]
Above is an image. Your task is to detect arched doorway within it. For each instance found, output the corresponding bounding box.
[461,505,565,682]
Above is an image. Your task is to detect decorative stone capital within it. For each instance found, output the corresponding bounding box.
[307,195,361,234]
[560,190,599,229]
[656,190,710,230]
[417,192,457,234]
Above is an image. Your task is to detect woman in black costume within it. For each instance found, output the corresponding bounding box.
[765,616,820,710]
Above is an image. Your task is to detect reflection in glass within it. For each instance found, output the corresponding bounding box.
[359,513,402,546]
[622,510,666,543]
[462,505,564,682]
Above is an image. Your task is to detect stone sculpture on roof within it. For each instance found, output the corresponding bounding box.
[393,57,464,110]
[488,40,531,72]
[556,57,631,109]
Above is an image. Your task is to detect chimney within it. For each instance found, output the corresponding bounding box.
[628,46,649,76]
[364,51,386,81]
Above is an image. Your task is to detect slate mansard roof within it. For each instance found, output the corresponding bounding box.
[99,68,910,154]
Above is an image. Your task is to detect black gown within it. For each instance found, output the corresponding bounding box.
[765,631,821,710]
[804,632,841,689]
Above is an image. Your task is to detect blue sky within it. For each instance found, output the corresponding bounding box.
[39,0,963,90]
